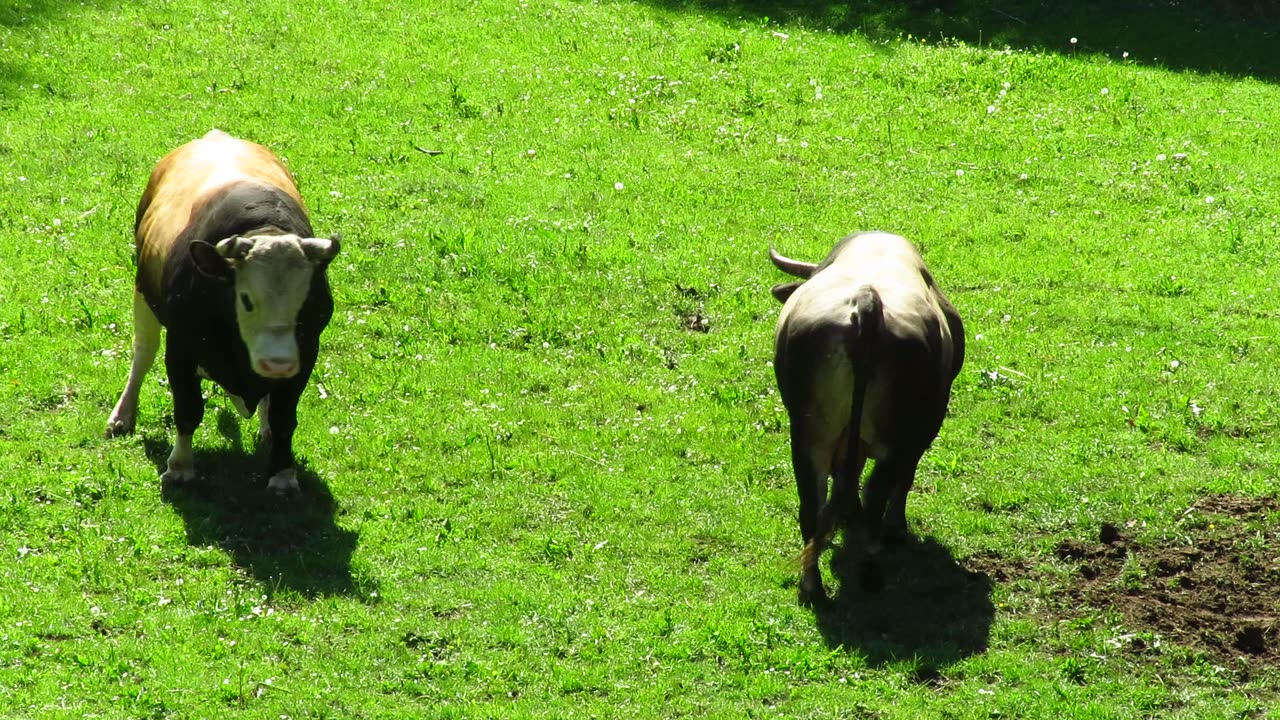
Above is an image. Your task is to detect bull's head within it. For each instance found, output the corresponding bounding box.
[190,233,341,378]
[768,247,818,304]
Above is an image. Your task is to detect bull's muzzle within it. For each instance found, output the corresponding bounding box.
[250,327,300,378]
[255,357,299,378]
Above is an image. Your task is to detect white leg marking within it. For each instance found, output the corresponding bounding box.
[267,467,298,493]
[257,396,272,444]
[106,291,161,437]
[162,433,196,484]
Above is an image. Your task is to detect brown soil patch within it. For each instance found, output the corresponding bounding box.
[979,494,1280,666]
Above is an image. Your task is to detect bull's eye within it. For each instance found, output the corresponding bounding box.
[240,293,255,312]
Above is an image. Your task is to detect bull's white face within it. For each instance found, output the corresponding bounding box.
[232,235,314,378]
[197,233,339,379]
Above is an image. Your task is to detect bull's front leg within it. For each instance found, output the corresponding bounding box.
[881,451,924,547]
[163,344,204,485]
[862,452,923,552]
[263,384,302,493]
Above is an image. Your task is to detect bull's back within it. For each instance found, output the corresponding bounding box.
[135,131,304,299]
[775,239,959,456]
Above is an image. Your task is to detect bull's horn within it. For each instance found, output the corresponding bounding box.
[301,234,341,263]
[215,235,255,259]
[769,247,818,278]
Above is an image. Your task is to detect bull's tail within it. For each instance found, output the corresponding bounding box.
[799,286,883,571]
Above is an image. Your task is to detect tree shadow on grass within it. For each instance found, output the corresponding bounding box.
[813,534,994,668]
[142,408,372,600]
[636,0,1280,82]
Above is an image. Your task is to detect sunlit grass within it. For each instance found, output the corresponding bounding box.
[1,0,1279,717]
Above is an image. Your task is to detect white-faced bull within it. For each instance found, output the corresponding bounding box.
[770,231,964,605]
[105,130,341,493]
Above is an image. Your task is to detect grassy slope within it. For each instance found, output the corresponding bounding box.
[2,0,1279,717]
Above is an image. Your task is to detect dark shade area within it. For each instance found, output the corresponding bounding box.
[813,534,995,667]
[143,411,373,600]
[0,0,94,27]
[636,0,1280,81]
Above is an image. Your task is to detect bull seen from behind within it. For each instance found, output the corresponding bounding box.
[769,231,964,605]
[105,130,341,493]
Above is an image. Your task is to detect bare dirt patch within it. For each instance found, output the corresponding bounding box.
[979,494,1280,666]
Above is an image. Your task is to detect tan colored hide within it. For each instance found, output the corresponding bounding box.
[134,129,306,298]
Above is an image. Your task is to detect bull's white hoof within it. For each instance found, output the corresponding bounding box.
[104,412,135,438]
[163,434,195,485]
[267,468,298,493]
[161,466,196,485]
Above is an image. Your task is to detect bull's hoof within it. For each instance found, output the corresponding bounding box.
[881,526,911,551]
[160,466,196,486]
[798,571,828,607]
[104,416,135,438]
[267,469,299,494]
[798,585,829,607]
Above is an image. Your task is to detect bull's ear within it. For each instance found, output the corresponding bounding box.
[301,234,341,265]
[771,281,802,304]
[190,240,234,279]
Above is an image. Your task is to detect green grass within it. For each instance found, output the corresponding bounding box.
[3,0,1280,717]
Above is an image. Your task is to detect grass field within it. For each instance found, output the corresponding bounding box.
[3,0,1280,717]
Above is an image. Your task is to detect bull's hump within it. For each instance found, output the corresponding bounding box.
[830,234,925,270]
[200,181,313,239]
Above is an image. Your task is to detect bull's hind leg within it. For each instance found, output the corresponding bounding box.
[791,438,828,605]
[105,291,161,437]
[256,396,272,444]
[862,452,923,552]
[225,393,270,444]
[228,393,254,419]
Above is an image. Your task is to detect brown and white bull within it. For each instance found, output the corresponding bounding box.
[769,231,964,604]
[105,130,341,493]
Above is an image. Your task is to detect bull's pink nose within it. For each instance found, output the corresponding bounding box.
[257,358,298,377]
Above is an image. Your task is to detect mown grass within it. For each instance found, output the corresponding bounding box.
[2,0,1280,717]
